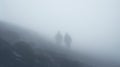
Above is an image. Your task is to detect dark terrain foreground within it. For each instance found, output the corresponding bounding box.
[0,22,89,67]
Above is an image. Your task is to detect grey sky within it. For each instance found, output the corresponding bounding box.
[0,0,120,62]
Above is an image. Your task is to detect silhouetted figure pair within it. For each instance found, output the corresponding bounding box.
[55,31,72,48]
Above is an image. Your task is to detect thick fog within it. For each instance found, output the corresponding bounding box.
[0,0,120,63]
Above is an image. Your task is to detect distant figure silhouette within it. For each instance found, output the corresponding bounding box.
[55,31,63,45]
[64,33,72,48]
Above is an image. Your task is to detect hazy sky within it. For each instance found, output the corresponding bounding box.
[0,0,120,62]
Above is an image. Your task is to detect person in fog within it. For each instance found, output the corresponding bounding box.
[55,31,63,45]
[64,33,72,48]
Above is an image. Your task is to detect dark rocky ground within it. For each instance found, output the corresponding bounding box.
[0,22,91,67]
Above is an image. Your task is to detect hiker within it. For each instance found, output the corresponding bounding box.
[64,33,72,48]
